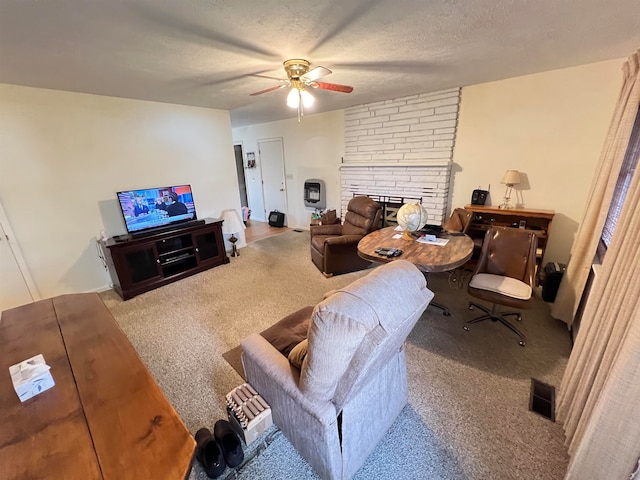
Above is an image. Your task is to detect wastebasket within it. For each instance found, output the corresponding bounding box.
[541,262,566,302]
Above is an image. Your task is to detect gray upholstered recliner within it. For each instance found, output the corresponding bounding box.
[240,261,434,480]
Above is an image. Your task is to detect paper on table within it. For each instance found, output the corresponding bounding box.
[392,233,403,239]
[417,236,449,246]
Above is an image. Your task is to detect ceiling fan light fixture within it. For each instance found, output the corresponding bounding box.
[300,89,314,108]
[286,87,300,108]
[287,86,314,110]
[250,58,351,122]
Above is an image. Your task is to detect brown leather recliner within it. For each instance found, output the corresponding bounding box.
[310,196,382,277]
[464,226,538,346]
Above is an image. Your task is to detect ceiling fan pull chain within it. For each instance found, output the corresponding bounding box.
[298,89,302,122]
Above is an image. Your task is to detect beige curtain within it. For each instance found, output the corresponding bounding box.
[557,50,640,479]
[551,50,640,327]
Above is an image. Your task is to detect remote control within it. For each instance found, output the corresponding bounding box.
[376,247,403,257]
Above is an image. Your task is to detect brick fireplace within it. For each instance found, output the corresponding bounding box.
[339,162,451,225]
[340,88,460,225]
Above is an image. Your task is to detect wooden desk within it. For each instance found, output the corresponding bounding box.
[463,205,555,276]
[358,227,474,273]
[0,293,195,480]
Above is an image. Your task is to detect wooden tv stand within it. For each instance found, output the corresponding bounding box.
[101,218,229,300]
[0,293,195,479]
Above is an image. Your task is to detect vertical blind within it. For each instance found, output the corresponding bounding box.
[601,107,640,247]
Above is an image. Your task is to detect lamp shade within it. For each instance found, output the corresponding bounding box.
[287,87,314,109]
[286,88,300,108]
[500,170,521,186]
[300,89,315,107]
[221,209,245,235]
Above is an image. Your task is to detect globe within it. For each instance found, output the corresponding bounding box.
[397,203,429,239]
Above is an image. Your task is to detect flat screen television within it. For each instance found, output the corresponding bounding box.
[117,185,198,234]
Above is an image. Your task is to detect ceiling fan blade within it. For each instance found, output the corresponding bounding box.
[251,73,288,82]
[309,81,353,93]
[186,69,275,88]
[250,84,288,96]
[302,66,332,82]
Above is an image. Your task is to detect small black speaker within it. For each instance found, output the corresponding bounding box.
[268,210,285,227]
[471,189,488,205]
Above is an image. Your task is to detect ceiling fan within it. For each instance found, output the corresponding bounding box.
[250,59,354,121]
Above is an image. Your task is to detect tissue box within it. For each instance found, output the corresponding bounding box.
[9,354,55,402]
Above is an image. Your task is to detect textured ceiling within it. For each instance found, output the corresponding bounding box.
[0,0,638,127]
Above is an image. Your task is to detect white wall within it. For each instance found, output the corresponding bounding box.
[0,84,241,298]
[232,111,345,228]
[0,58,623,298]
[233,59,622,261]
[451,58,622,264]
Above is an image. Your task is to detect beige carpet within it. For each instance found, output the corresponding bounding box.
[100,230,571,479]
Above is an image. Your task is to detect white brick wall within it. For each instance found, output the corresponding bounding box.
[340,163,451,222]
[344,88,460,164]
[340,88,461,223]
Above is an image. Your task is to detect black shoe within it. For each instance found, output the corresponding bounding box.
[195,428,226,478]
[214,420,244,468]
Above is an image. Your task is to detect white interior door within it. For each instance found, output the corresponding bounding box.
[0,220,34,312]
[259,138,288,223]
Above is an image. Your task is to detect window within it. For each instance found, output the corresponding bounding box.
[600,107,640,249]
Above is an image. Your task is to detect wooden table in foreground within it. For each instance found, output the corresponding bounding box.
[358,226,474,273]
[0,293,195,480]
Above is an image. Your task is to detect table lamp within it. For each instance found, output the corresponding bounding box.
[221,209,245,257]
[499,170,521,209]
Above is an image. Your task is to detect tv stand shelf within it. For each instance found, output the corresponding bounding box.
[101,218,229,300]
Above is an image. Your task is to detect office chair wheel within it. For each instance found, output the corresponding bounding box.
[516,314,522,321]
[463,325,470,332]
[468,305,474,310]
[519,340,526,347]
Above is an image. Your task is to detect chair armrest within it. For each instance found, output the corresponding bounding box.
[240,333,336,423]
[324,234,363,247]
[524,233,538,287]
[310,224,342,236]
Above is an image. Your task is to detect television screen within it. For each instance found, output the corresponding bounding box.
[117,185,197,234]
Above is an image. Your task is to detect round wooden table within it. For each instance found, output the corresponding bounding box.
[358,227,474,316]
[357,227,474,273]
